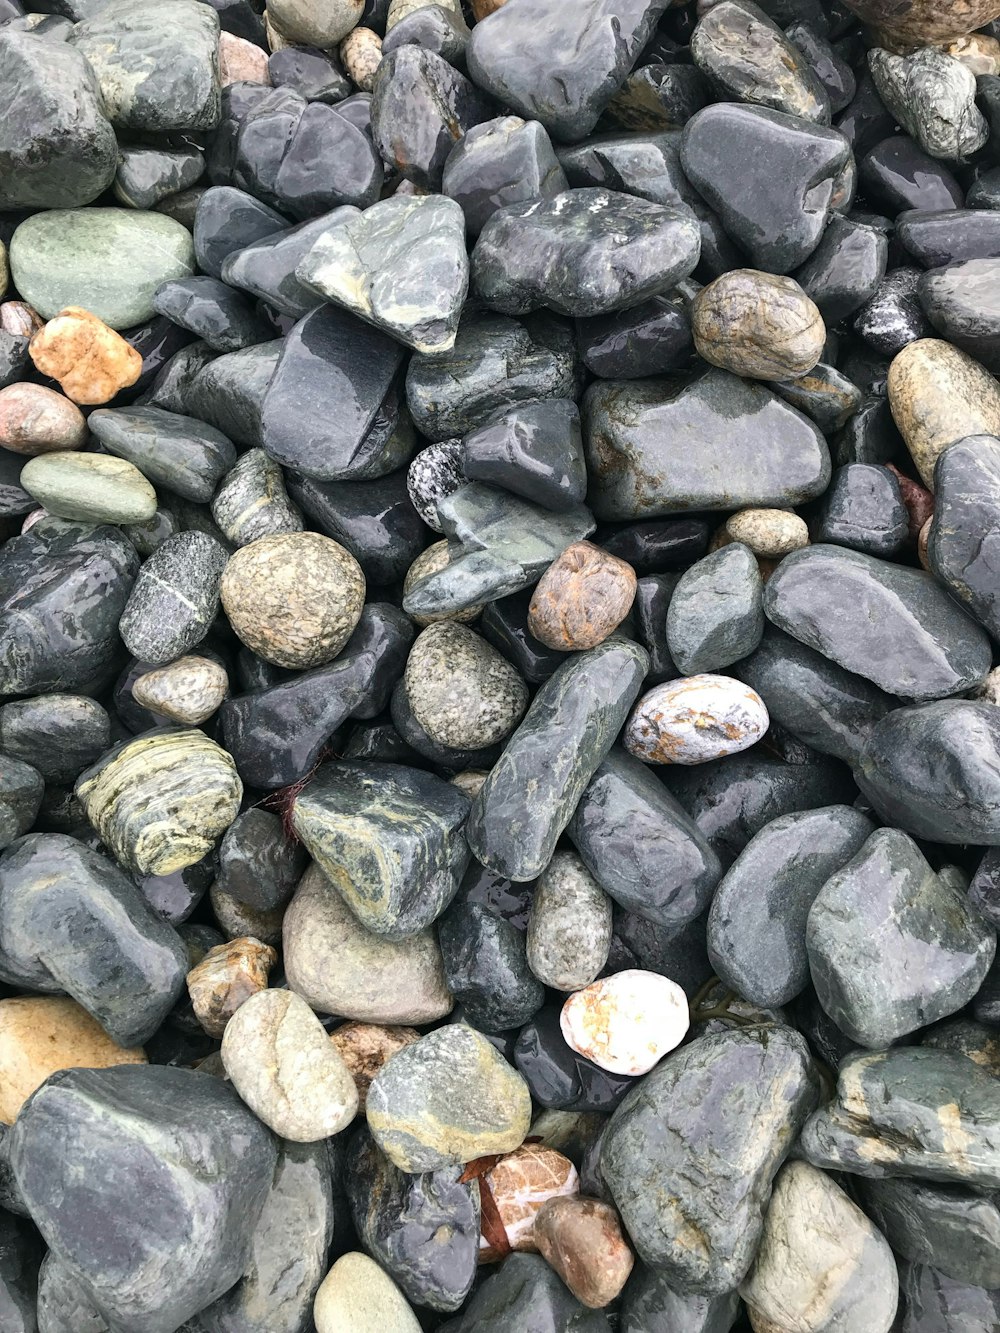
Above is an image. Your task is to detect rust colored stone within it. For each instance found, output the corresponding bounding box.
[534,1196,634,1309]
[885,463,934,543]
[186,936,278,1038]
[842,0,1000,48]
[0,383,87,456]
[527,541,636,652]
[478,1144,579,1263]
[219,31,271,85]
[471,0,509,15]
[329,1022,421,1109]
[28,307,143,405]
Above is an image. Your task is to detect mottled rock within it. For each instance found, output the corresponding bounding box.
[855,266,932,357]
[404,621,527,752]
[119,531,229,665]
[869,47,986,162]
[479,1143,579,1261]
[28,310,142,407]
[526,851,612,991]
[624,675,769,765]
[210,448,301,547]
[692,269,825,381]
[725,508,809,556]
[330,1023,420,1110]
[527,541,636,652]
[132,656,228,726]
[841,0,1000,47]
[186,936,276,1037]
[0,384,86,457]
[561,971,689,1076]
[340,27,383,91]
[269,0,362,45]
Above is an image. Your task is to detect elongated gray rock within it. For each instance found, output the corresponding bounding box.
[10,1066,276,1333]
[601,1024,818,1295]
[87,406,236,504]
[764,544,991,701]
[708,805,874,1008]
[928,434,1000,639]
[799,1047,1000,1187]
[467,638,649,881]
[583,369,830,520]
[119,531,229,666]
[666,542,764,675]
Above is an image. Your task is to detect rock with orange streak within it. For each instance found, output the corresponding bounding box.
[527,541,636,651]
[479,1144,578,1262]
[186,935,278,1037]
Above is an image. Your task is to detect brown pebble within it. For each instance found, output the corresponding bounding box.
[28,306,143,405]
[470,0,509,14]
[220,531,366,668]
[527,541,636,651]
[534,1196,634,1309]
[328,1021,421,1110]
[884,464,934,542]
[842,0,1000,47]
[340,26,382,92]
[479,1144,579,1263]
[692,269,825,382]
[0,301,44,338]
[186,936,278,1038]
[219,31,272,85]
[0,383,87,455]
[917,515,932,571]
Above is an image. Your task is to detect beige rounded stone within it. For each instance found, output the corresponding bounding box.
[403,540,482,626]
[340,26,382,92]
[943,33,1000,74]
[917,514,933,571]
[264,8,293,50]
[841,0,1000,47]
[28,306,143,405]
[888,339,1000,489]
[221,988,359,1141]
[0,384,87,456]
[329,1021,421,1109]
[0,301,44,338]
[450,768,489,799]
[404,621,528,749]
[725,508,809,558]
[528,540,637,651]
[534,1196,634,1309]
[186,936,278,1038]
[219,31,272,85]
[221,532,366,668]
[268,0,363,46]
[132,656,229,725]
[559,970,690,1076]
[0,996,146,1124]
[314,1253,420,1333]
[210,881,286,946]
[479,1144,579,1262]
[692,270,825,382]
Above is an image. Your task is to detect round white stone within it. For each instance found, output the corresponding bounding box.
[623,674,769,765]
[559,970,690,1076]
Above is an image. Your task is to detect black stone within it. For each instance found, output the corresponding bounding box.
[114,145,204,211]
[438,900,544,1032]
[927,434,1000,640]
[221,212,343,318]
[0,759,43,853]
[454,1253,611,1332]
[273,101,382,216]
[88,405,236,504]
[232,86,306,207]
[479,589,567,685]
[895,1263,1000,1333]
[381,4,470,67]
[462,398,586,512]
[601,63,710,136]
[0,695,109,785]
[774,361,862,435]
[632,572,676,683]
[441,114,568,236]
[0,337,28,396]
[970,848,1000,929]
[786,18,855,113]
[854,267,933,356]
[134,855,213,926]
[814,462,909,555]
[859,136,964,215]
[141,341,219,415]
[184,339,283,447]
[614,908,713,998]
[513,1004,636,1113]
[793,213,888,323]
[897,208,1000,267]
[267,44,351,104]
[152,275,272,353]
[919,259,1000,373]
[576,293,693,379]
[215,807,308,911]
[620,1266,740,1333]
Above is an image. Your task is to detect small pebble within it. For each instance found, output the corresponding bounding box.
[623,674,769,765]
[0,384,86,455]
[340,27,383,92]
[725,508,809,557]
[404,621,528,750]
[559,970,689,1077]
[186,936,277,1038]
[534,1196,634,1309]
[406,438,466,531]
[219,31,271,86]
[132,655,229,725]
[328,1022,421,1110]
[28,307,142,404]
[527,540,636,651]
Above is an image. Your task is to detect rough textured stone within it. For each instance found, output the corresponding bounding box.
[624,675,769,765]
[28,311,143,406]
[526,851,612,992]
[869,47,987,162]
[132,656,229,727]
[0,384,86,457]
[404,622,527,750]
[119,531,229,665]
[210,448,302,547]
[330,1024,420,1110]
[692,269,825,381]
[527,541,636,652]
[185,936,276,1038]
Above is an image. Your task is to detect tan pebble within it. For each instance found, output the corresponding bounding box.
[479,1144,579,1262]
[0,242,5,301]
[186,936,277,1038]
[943,33,1000,74]
[404,540,482,626]
[132,655,229,725]
[528,540,636,651]
[534,1196,634,1309]
[29,306,143,405]
[559,970,689,1076]
[329,1021,421,1110]
[450,768,489,799]
[386,0,461,28]
[221,531,366,668]
[885,463,934,541]
[314,1253,421,1333]
[0,996,145,1124]
[887,339,1000,489]
[725,508,809,558]
[340,26,382,92]
[0,301,43,338]
[219,31,272,85]
[917,515,933,571]
[692,270,825,382]
[841,0,1000,47]
[211,881,286,946]
[471,0,509,14]
[0,383,87,456]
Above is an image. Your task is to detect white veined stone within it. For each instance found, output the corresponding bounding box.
[623,673,769,765]
[559,970,690,1076]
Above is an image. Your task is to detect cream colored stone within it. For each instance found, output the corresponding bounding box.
[725,508,809,558]
[219,31,271,85]
[314,1254,420,1333]
[340,26,382,92]
[132,655,229,725]
[0,301,43,338]
[386,0,461,28]
[0,996,145,1123]
[560,970,689,1076]
[28,306,143,405]
[624,674,769,765]
[943,33,1000,74]
[450,769,489,799]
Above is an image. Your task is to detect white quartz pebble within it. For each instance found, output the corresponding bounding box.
[559,970,690,1076]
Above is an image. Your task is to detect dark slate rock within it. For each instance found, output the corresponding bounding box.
[583,368,830,520]
[211,447,303,547]
[576,293,693,379]
[341,717,419,766]
[774,361,862,435]
[0,519,137,697]
[895,1264,1000,1333]
[215,808,307,912]
[602,1024,817,1294]
[794,213,888,323]
[406,311,580,441]
[614,909,713,997]
[0,695,109,785]
[371,46,492,189]
[832,392,903,468]
[287,469,425,587]
[0,338,29,396]
[665,542,763,674]
[152,276,272,354]
[273,101,382,217]
[11,1066,276,1333]
[0,760,43,853]
[291,761,471,938]
[183,339,283,447]
[134,854,213,926]
[454,1252,610,1332]
[708,804,874,1008]
[966,166,1000,211]
[856,700,1000,844]
[193,1138,333,1333]
[513,1004,636,1113]
[666,749,857,868]
[471,187,700,318]
[814,461,909,556]
[799,1046,1000,1186]
[465,0,671,143]
[858,1177,1000,1291]
[763,544,991,702]
[620,1266,740,1333]
[462,398,586,512]
[970,848,1000,929]
[35,1251,108,1333]
[807,827,996,1047]
[204,80,272,186]
[220,213,346,318]
[400,482,594,619]
[733,624,894,766]
[601,62,710,136]
[467,638,649,881]
[267,44,352,103]
[680,102,850,273]
[230,86,306,206]
[0,28,115,210]
[859,136,964,216]
[919,258,1000,373]
[88,405,236,504]
[380,3,470,66]
[568,747,721,929]
[898,208,1000,267]
[259,306,408,481]
[346,1127,479,1313]
[0,1211,39,1333]
[141,341,219,415]
[0,833,187,1045]
[68,0,221,133]
[633,572,677,683]
[602,515,709,573]
[785,18,855,114]
[854,266,933,356]
[119,531,229,666]
[479,589,568,686]
[115,145,204,211]
[438,900,543,1033]
[441,114,568,237]
[222,603,413,790]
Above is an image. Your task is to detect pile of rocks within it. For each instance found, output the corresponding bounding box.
[2,0,1000,1328]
